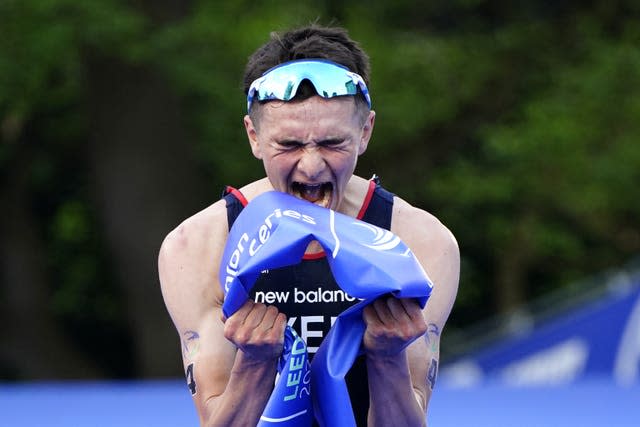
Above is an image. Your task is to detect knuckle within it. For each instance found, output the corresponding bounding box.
[397,321,420,341]
[416,321,428,336]
[265,305,279,317]
[223,321,239,339]
[275,314,287,330]
[252,303,267,315]
[235,329,251,344]
[369,325,389,340]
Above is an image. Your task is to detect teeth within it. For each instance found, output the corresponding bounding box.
[292,182,331,207]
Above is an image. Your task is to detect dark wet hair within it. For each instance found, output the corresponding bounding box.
[244,25,371,124]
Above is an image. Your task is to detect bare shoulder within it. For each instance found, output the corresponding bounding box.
[159,198,229,258]
[391,196,459,261]
[158,199,229,323]
[391,196,460,324]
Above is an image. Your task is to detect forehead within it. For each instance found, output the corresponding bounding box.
[258,95,359,126]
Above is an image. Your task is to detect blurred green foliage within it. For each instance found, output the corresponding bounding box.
[1,0,639,376]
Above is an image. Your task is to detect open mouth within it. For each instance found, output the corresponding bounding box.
[291,182,333,207]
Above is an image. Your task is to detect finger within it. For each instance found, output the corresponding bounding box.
[259,305,281,331]
[266,312,288,341]
[362,303,383,326]
[397,297,424,321]
[257,310,287,348]
[242,302,268,328]
[395,298,428,338]
[221,299,255,324]
[386,296,412,321]
[372,296,398,324]
[272,312,287,333]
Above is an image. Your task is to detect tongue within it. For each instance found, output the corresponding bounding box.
[301,185,323,202]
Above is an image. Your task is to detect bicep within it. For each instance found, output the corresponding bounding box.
[394,202,460,411]
[158,211,236,421]
[161,264,237,421]
[181,310,237,419]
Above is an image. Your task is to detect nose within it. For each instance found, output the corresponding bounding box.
[296,146,326,180]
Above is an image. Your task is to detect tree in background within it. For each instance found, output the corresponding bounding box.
[1,0,638,379]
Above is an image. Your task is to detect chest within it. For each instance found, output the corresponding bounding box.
[250,257,360,355]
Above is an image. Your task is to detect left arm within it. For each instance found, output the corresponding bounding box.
[365,198,460,427]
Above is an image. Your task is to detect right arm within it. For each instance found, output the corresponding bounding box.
[158,201,286,426]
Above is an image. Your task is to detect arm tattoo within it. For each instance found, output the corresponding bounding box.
[186,363,197,395]
[427,358,439,390]
[182,331,200,395]
[424,323,441,352]
[182,330,200,360]
[424,324,440,390]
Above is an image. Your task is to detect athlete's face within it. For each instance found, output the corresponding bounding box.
[244,96,375,212]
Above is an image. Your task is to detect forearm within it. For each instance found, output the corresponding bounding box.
[366,351,426,427]
[203,352,277,427]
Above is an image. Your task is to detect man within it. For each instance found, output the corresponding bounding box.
[159,25,459,426]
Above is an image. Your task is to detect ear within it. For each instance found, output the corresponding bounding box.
[358,110,376,156]
[244,115,262,159]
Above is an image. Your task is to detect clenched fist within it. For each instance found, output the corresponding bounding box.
[362,296,427,359]
[222,300,288,362]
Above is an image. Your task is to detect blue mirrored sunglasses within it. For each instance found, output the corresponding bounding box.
[246,59,372,112]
